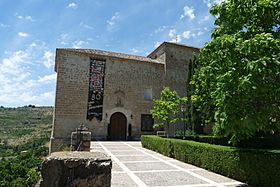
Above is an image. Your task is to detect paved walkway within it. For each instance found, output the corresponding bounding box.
[91,141,246,187]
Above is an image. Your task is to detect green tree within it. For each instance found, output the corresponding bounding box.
[192,0,280,144]
[151,87,187,137]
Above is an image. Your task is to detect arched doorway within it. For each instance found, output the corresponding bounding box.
[108,112,127,140]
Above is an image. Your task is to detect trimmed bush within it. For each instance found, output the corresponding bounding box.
[174,135,280,149]
[141,135,174,157]
[141,135,280,187]
[236,135,280,149]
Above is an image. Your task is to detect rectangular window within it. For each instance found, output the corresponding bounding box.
[144,88,153,100]
[141,114,154,132]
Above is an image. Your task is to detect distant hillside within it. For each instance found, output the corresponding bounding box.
[0,106,53,186]
[0,106,53,146]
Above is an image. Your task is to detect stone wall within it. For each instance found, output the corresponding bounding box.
[50,43,199,152]
[149,42,200,136]
[164,44,199,136]
[51,52,90,152]
[51,49,165,152]
[103,57,164,138]
[40,151,112,187]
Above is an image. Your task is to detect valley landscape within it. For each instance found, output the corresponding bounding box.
[0,106,53,186]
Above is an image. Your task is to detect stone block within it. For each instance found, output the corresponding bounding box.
[40,151,112,187]
[71,131,91,151]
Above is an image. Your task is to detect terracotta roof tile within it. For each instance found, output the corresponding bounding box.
[57,48,164,64]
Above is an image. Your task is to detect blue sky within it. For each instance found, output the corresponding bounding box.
[0,0,222,107]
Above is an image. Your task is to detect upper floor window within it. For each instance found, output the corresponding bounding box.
[144,88,153,100]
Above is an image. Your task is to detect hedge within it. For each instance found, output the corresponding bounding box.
[141,135,280,187]
[173,135,280,149]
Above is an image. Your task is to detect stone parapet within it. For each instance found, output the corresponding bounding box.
[40,151,112,187]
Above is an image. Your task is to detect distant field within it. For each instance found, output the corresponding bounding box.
[0,106,53,146]
[0,106,53,186]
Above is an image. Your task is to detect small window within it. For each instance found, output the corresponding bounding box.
[141,114,154,132]
[144,88,153,100]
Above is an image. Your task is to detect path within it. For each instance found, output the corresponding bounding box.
[91,141,246,187]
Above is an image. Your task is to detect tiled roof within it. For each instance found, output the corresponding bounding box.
[57,48,163,64]
[148,41,200,58]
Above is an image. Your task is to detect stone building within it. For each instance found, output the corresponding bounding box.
[50,42,199,152]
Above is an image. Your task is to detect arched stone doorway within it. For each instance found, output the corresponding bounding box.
[108,112,127,140]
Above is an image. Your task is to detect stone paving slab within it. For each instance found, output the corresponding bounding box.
[136,171,207,186]
[125,161,175,171]
[116,155,158,162]
[91,141,247,187]
[112,173,138,186]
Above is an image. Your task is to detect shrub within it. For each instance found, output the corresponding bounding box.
[141,135,174,157]
[173,134,280,149]
[141,135,280,187]
[236,135,280,149]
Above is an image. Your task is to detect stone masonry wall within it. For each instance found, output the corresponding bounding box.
[51,43,199,152]
[164,44,199,136]
[103,58,164,138]
[51,49,165,152]
[51,52,90,152]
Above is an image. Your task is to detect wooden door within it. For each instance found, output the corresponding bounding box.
[109,112,127,140]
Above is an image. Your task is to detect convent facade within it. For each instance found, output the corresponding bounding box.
[50,42,199,152]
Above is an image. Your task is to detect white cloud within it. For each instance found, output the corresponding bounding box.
[0,23,10,28]
[182,31,191,39]
[38,74,57,83]
[72,40,88,48]
[203,0,212,8]
[214,0,225,4]
[168,29,205,43]
[67,2,78,9]
[170,35,182,43]
[169,29,176,38]
[182,30,204,39]
[25,16,34,21]
[197,31,204,36]
[0,50,30,76]
[16,14,35,22]
[154,26,168,34]
[180,6,195,20]
[203,15,210,21]
[0,42,56,107]
[0,91,55,106]
[0,50,32,96]
[59,33,69,45]
[80,22,93,29]
[107,12,120,27]
[204,27,210,31]
[168,29,181,43]
[154,41,161,48]
[131,48,139,53]
[18,32,29,37]
[203,0,225,8]
[42,51,55,68]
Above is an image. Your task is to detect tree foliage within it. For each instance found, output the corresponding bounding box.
[0,145,47,187]
[151,87,187,136]
[192,0,280,144]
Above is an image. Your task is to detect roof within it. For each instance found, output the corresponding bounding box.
[55,42,200,72]
[147,41,200,58]
[56,48,162,64]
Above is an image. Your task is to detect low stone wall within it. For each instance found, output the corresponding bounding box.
[40,151,112,187]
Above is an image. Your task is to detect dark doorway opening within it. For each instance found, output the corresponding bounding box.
[108,112,127,140]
